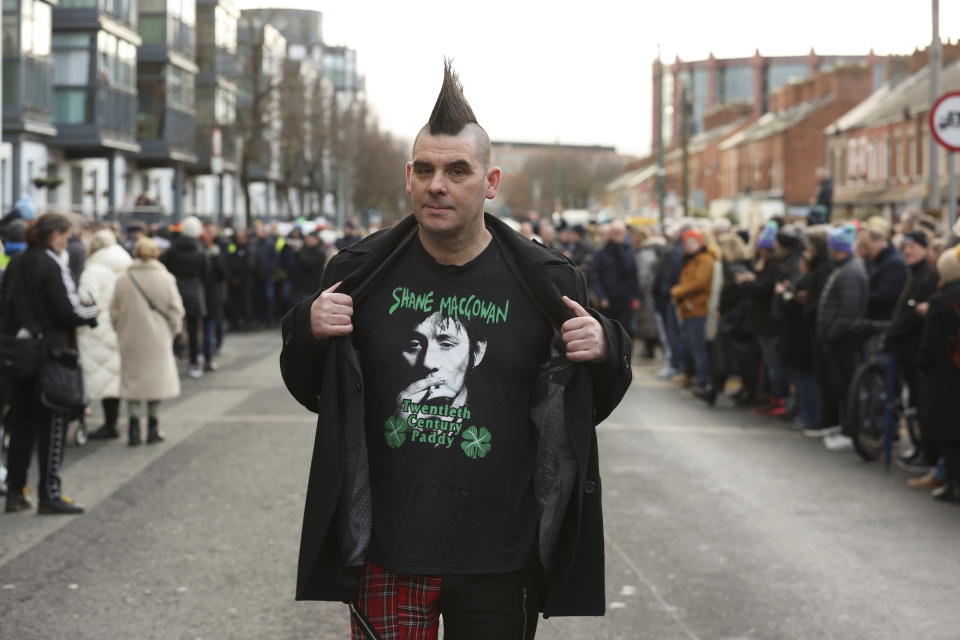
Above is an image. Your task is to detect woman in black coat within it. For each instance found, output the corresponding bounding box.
[161,216,208,378]
[916,247,960,504]
[1,213,98,514]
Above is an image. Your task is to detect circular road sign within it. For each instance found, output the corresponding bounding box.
[930,91,960,152]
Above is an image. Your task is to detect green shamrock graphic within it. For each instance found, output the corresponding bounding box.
[460,426,492,459]
[384,416,408,448]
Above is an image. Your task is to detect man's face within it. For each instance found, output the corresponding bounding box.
[609,223,627,244]
[901,240,927,266]
[406,128,500,240]
[402,313,486,402]
[865,235,887,260]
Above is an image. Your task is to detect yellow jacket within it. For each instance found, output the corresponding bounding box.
[670,248,716,319]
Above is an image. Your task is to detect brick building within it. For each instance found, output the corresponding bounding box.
[651,50,884,153]
[825,56,960,219]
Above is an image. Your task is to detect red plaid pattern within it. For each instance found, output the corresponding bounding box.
[351,561,442,640]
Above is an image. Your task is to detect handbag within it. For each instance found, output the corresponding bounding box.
[0,257,43,381]
[40,345,86,413]
[0,334,43,380]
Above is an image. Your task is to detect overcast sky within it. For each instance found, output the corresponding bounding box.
[239,1,959,158]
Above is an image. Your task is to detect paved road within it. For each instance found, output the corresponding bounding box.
[2,330,958,639]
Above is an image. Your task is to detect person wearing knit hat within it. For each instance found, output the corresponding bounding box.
[915,245,960,503]
[808,223,868,450]
[756,221,779,251]
[828,223,856,254]
[160,215,209,379]
[180,215,202,239]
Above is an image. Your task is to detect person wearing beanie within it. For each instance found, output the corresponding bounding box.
[160,216,209,378]
[886,230,940,475]
[915,246,960,503]
[736,220,789,414]
[180,215,203,240]
[809,223,868,449]
[756,221,779,251]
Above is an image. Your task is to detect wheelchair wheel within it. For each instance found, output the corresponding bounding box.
[846,361,887,462]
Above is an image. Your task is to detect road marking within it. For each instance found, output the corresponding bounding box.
[605,534,703,640]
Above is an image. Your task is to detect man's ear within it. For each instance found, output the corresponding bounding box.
[485,167,502,200]
[472,339,487,367]
[405,161,414,196]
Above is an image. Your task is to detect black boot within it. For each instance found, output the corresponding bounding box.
[88,424,119,439]
[128,416,141,446]
[4,487,33,513]
[932,482,960,504]
[38,494,85,515]
[146,417,164,444]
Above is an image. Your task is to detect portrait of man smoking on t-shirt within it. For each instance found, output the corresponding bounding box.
[395,310,487,424]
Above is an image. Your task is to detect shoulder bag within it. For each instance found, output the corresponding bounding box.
[0,257,44,381]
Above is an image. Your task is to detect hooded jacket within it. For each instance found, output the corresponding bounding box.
[279,213,632,617]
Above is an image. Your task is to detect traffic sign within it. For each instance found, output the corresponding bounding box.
[930,91,960,152]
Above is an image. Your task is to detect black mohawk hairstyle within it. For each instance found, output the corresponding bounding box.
[427,59,480,135]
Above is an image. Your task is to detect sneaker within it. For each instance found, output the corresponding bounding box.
[803,425,842,438]
[931,483,960,504]
[37,494,85,515]
[203,360,218,373]
[895,452,930,473]
[655,366,677,379]
[188,365,203,379]
[823,434,854,451]
[5,487,32,513]
[908,473,944,491]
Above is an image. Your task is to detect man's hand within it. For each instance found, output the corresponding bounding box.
[561,296,608,363]
[310,281,354,341]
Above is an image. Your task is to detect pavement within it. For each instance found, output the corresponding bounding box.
[1,330,959,640]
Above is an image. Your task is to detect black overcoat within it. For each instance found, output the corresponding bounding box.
[279,213,632,617]
[916,280,960,442]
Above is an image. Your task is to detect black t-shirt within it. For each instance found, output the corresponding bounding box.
[354,233,551,575]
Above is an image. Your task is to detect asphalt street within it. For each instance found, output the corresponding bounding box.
[1,329,959,640]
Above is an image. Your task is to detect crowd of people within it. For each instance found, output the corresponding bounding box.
[0,212,343,514]
[533,208,959,506]
[3,205,959,514]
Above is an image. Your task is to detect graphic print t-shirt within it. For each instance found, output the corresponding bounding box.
[354,234,551,575]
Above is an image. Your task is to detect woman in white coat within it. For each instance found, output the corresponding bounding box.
[78,229,132,439]
[111,237,185,445]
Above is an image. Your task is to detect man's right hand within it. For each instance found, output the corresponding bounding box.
[310,281,354,341]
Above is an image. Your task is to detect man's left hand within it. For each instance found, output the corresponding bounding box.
[561,296,608,363]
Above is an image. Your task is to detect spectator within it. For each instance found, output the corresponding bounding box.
[634,227,665,359]
[915,246,960,504]
[737,222,789,416]
[1,213,98,515]
[111,237,185,446]
[811,224,868,450]
[161,216,208,378]
[671,228,716,395]
[335,220,362,251]
[225,229,257,331]
[862,217,908,326]
[291,231,327,303]
[201,228,228,371]
[77,229,132,440]
[653,223,690,379]
[590,219,641,347]
[885,231,939,472]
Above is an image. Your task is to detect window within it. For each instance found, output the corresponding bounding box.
[721,65,753,103]
[53,48,90,86]
[54,88,89,123]
[139,16,164,44]
[22,0,51,58]
[166,65,194,109]
[766,63,809,95]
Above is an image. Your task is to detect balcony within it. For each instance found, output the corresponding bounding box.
[3,55,56,136]
[54,81,139,152]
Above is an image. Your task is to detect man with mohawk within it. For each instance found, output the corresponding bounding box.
[280,61,631,639]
